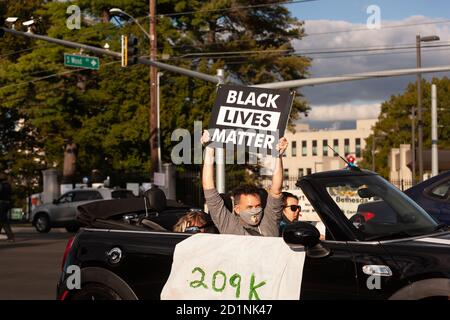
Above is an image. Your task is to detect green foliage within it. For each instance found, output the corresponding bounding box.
[359,77,450,178]
[0,0,310,202]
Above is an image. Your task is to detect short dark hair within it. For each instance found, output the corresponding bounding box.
[282,192,298,204]
[232,185,261,205]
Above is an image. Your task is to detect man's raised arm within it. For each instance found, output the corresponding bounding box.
[270,137,288,197]
[201,130,215,190]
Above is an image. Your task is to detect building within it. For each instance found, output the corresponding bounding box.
[389,144,413,189]
[389,145,450,189]
[260,119,377,178]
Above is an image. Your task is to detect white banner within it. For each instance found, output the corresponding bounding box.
[161,234,305,300]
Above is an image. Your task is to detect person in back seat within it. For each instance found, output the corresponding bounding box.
[173,210,217,234]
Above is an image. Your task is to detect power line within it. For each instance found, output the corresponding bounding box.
[312,46,450,59]
[305,18,450,36]
[154,19,450,50]
[3,14,450,60]
[157,0,319,17]
[224,46,450,64]
[0,15,148,60]
[165,43,450,61]
[0,61,119,92]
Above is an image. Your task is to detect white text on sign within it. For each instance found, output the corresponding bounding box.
[226,90,280,109]
[211,129,276,149]
[216,107,280,131]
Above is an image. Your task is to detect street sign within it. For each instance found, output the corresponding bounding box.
[64,53,100,70]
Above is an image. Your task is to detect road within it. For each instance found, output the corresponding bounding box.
[0,227,72,300]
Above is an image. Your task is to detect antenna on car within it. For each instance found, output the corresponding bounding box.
[327,145,361,171]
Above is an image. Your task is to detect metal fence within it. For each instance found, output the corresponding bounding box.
[175,172,415,207]
[259,177,299,191]
[389,179,413,191]
[176,170,204,208]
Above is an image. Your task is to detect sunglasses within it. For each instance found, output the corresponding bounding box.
[284,205,301,211]
[185,221,214,233]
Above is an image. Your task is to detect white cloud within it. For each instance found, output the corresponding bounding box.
[294,16,450,119]
[306,103,381,121]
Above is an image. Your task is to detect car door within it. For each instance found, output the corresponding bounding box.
[300,240,359,299]
[347,241,403,299]
[52,192,75,223]
[296,178,359,299]
[68,191,103,220]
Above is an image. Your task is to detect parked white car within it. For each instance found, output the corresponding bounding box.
[30,188,135,233]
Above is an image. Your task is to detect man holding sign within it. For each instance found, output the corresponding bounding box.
[201,131,288,236]
[201,85,294,236]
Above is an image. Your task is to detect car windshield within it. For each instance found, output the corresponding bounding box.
[314,174,439,240]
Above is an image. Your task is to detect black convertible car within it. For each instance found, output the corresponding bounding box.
[56,170,450,300]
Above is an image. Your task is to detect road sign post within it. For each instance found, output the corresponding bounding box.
[64,53,100,70]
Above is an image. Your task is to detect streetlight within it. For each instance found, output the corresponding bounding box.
[110,7,159,176]
[22,19,35,33]
[6,17,18,30]
[109,8,151,40]
[157,72,163,173]
[416,34,440,183]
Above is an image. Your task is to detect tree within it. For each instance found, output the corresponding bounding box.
[0,0,311,205]
[359,77,450,179]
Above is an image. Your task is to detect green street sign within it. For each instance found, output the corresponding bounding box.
[64,53,100,70]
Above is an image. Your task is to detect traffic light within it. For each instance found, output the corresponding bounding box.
[127,34,138,66]
[120,34,138,67]
[121,35,127,67]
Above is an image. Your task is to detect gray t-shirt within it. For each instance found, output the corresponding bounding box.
[204,188,283,236]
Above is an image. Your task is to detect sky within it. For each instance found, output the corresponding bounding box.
[285,0,450,128]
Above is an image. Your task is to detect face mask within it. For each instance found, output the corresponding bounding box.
[239,207,263,226]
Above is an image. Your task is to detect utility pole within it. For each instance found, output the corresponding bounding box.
[411,105,416,185]
[416,35,423,183]
[416,34,440,182]
[215,69,226,194]
[431,84,439,177]
[371,137,376,172]
[150,0,159,176]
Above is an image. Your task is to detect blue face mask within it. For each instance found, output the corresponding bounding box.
[239,207,263,226]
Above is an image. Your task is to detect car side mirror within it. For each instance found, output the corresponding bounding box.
[283,221,330,258]
[52,199,58,205]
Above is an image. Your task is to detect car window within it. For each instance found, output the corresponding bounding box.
[58,192,74,203]
[111,190,135,199]
[73,191,103,202]
[429,180,450,199]
[315,175,438,240]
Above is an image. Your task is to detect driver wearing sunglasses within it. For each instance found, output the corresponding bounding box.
[279,192,301,235]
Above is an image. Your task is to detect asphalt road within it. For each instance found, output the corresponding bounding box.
[0,227,73,300]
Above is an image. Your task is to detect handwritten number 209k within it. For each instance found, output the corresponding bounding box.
[189,267,266,300]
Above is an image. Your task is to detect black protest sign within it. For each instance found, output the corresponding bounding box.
[208,84,294,152]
